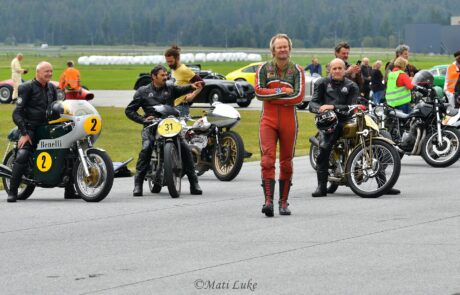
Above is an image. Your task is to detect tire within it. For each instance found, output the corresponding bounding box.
[346,139,401,198]
[2,150,35,200]
[421,127,460,168]
[73,149,114,202]
[0,85,13,104]
[163,142,181,198]
[297,101,309,110]
[237,99,251,108]
[309,142,319,171]
[208,88,223,106]
[212,131,245,181]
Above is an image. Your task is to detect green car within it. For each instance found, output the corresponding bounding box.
[428,64,448,88]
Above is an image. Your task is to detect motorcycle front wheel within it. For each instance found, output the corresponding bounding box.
[2,150,35,200]
[421,127,460,167]
[346,139,401,198]
[309,142,319,171]
[164,142,181,198]
[212,131,244,181]
[73,149,114,202]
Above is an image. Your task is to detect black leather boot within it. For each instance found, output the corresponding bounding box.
[278,179,291,216]
[133,172,144,197]
[312,172,328,197]
[188,173,202,195]
[7,162,26,203]
[64,183,81,199]
[261,179,275,217]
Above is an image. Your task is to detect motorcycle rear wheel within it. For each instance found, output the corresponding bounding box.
[346,139,401,198]
[421,127,460,167]
[164,142,181,198]
[212,131,244,181]
[73,149,114,202]
[2,150,35,200]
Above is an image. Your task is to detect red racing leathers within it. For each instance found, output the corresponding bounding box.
[255,60,305,182]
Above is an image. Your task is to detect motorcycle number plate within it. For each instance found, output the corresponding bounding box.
[84,116,102,135]
[36,152,53,172]
[158,118,182,137]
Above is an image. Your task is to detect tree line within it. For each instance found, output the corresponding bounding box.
[0,0,457,48]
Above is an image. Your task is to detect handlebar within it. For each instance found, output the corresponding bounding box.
[50,122,73,133]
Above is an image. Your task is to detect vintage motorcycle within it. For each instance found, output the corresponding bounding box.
[372,84,460,168]
[0,100,114,202]
[183,102,245,181]
[309,105,401,198]
[145,105,187,198]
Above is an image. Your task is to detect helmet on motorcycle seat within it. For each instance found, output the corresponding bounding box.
[412,70,434,88]
[315,110,338,134]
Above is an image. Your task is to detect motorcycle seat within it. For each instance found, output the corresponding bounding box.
[394,109,410,120]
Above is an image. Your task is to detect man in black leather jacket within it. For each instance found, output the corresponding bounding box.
[8,61,79,202]
[125,65,204,197]
[309,58,401,197]
[309,58,359,197]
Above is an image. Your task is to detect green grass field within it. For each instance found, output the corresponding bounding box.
[0,104,316,190]
[0,49,454,90]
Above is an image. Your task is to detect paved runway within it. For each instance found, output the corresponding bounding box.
[1,156,459,294]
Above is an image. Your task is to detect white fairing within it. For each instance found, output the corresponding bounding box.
[36,100,102,150]
[210,102,240,119]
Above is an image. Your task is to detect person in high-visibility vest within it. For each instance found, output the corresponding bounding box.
[444,50,460,108]
[59,60,82,99]
[385,57,415,114]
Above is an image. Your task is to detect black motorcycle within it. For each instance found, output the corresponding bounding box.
[372,74,460,167]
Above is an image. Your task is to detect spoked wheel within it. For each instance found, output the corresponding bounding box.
[212,131,244,181]
[2,150,35,200]
[346,139,401,198]
[208,89,222,106]
[421,127,460,167]
[73,149,114,202]
[163,142,181,198]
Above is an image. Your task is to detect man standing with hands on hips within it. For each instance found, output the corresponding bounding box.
[255,33,305,217]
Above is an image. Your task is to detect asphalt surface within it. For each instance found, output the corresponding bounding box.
[1,156,459,294]
[90,90,264,110]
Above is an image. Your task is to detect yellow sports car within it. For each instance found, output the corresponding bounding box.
[226,62,263,86]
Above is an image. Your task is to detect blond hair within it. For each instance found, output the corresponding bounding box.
[393,57,408,69]
[269,33,292,54]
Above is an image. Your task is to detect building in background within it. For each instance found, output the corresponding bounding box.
[405,20,460,54]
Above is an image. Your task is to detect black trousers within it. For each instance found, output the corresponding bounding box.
[316,123,344,177]
[135,128,195,180]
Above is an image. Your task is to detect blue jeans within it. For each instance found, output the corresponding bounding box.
[176,104,190,117]
[372,90,384,104]
[396,103,410,114]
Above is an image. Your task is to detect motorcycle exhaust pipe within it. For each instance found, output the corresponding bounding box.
[415,129,426,155]
[410,128,421,155]
[309,136,319,147]
[0,164,12,179]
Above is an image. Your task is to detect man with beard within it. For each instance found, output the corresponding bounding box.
[255,33,305,217]
[125,65,204,197]
[327,42,364,94]
[164,45,204,117]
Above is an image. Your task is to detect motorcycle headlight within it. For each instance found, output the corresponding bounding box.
[373,105,384,118]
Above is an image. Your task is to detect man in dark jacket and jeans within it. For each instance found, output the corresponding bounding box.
[8,61,79,202]
[125,65,203,197]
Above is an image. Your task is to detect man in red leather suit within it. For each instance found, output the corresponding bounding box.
[255,34,305,217]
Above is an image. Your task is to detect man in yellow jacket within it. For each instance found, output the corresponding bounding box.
[11,53,28,103]
[444,50,460,108]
